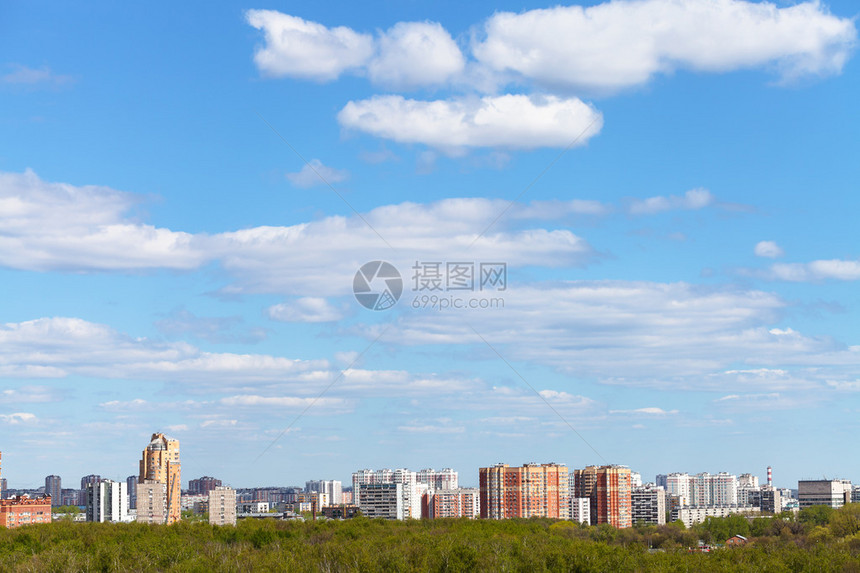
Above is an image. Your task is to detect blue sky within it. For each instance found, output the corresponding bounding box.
[1,0,859,491]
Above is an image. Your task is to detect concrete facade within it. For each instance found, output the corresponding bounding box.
[208,486,237,526]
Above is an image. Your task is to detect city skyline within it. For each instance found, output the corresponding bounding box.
[2,0,860,487]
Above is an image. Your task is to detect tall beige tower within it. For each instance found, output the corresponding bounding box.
[138,433,181,524]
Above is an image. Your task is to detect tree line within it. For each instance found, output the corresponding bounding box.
[2,504,860,571]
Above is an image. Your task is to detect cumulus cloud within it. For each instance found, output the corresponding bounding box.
[338,94,603,151]
[268,298,344,323]
[0,412,37,424]
[0,169,204,271]
[0,317,328,384]
[755,240,784,258]
[285,159,348,188]
[246,11,465,88]
[364,280,860,388]
[627,188,714,215]
[246,10,373,81]
[769,259,860,282]
[472,0,857,92]
[368,22,465,89]
[0,170,600,292]
[609,407,678,415]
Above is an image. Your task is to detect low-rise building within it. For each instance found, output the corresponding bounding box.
[673,505,760,528]
[798,479,852,510]
[1,495,52,528]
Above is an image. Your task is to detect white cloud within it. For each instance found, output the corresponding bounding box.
[472,0,857,92]
[0,412,37,424]
[755,240,784,258]
[338,94,603,151]
[268,298,344,323]
[365,280,860,389]
[609,407,678,415]
[368,22,465,89]
[220,395,352,410]
[246,10,373,81]
[201,419,238,428]
[0,317,329,384]
[770,259,860,282]
[627,188,714,215]
[285,159,348,188]
[0,169,203,271]
[1,64,73,86]
[0,170,599,287]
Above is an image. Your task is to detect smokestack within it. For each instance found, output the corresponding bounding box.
[767,466,772,488]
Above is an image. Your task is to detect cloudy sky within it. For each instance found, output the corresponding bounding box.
[1,0,858,490]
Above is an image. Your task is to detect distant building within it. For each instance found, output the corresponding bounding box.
[61,489,79,507]
[571,497,591,525]
[422,488,479,519]
[0,451,52,528]
[353,469,424,519]
[1,495,52,528]
[632,484,667,525]
[358,483,403,520]
[416,468,459,490]
[239,501,270,514]
[853,486,860,504]
[126,476,138,510]
[86,480,129,523]
[798,479,852,510]
[188,476,222,495]
[81,474,101,490]
[726,535,748,547]
[321,504,360,519]
[208,486,236,526]
[573,465,632,528]
[480,463,570,520]
[738,474,759,489]
[674,505,760,527]
[136,481,167,524]
[760,487,782,514]
[45,475,62,507]
[305,480,342,505]
[656,472,737,507]
[138,433,181,524]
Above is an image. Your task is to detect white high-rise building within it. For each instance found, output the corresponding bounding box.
[86,480,129,523]
[570,497,591,525]
[416,468,458,490]
[738,473,759,489]
[305,480,342,505]
[357,483,404,520]
[657,472,738,507]
[353,469,423,519]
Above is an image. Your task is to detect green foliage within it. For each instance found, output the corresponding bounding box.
[800,504,835,527]
[2,509,860,571]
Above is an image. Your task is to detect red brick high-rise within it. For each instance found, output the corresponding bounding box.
[479,463,569,519]
[573,465,632,528]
